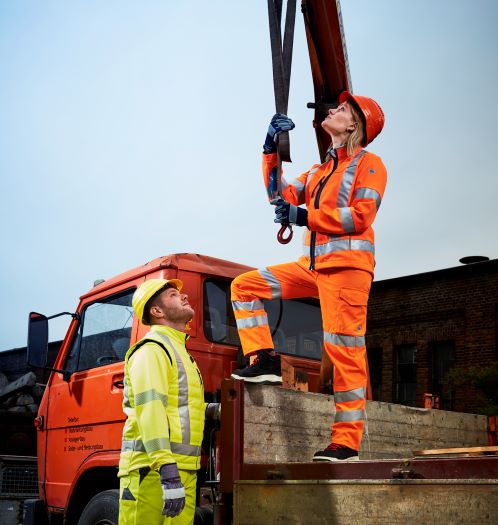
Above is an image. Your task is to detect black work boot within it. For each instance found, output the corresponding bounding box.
[313,443,359,462]
[231,350,282,385]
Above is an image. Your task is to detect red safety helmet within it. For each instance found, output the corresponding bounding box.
[339,91,385,146]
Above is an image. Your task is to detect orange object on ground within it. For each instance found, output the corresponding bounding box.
[232,262,371,450]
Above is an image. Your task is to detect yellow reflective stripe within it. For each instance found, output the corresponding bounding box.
[134,388,168,407]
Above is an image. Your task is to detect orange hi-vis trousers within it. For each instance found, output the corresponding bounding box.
[231,261,372,451]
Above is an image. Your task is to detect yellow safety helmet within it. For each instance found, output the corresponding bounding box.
[132,278,183,325]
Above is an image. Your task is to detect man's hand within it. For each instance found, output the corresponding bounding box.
[272,198,308,227]
[263,113,295,154]
[205,403,221,421]
[160,463,185,517]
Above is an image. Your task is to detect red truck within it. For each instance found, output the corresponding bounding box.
[25,253,324,524]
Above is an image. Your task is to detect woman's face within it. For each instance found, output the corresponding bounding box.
[321,101,356,137]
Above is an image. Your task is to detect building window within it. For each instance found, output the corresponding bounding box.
[394,344,417,406]
[367,347,383,401]
[430,340,456,410]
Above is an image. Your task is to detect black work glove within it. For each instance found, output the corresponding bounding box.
[263,113,295,154]
[160,463,185,517]
[272,198,308,227]
[205,403,221,421]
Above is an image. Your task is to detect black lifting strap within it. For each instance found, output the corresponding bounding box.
[267,0,296,164]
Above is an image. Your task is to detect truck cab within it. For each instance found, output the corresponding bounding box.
[27,253,323,524]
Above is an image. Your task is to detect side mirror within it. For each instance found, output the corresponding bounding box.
[27,312,49,368]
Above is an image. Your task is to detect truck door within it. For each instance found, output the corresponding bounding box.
[43,285,140,508]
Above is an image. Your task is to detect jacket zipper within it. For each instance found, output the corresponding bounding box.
[309,154,338,270]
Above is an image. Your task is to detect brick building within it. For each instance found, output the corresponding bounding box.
[366,258,498,414]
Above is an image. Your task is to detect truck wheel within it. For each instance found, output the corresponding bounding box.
[77,489,119,525]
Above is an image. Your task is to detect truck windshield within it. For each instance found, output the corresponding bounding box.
[203,279,323,361]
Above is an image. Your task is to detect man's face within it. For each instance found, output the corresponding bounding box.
[150,286,194,325]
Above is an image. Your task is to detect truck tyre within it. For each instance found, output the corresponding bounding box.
[194,506,214,524]
[77,489,119,525]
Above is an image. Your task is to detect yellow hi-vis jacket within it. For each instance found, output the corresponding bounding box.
[118,325,205,476]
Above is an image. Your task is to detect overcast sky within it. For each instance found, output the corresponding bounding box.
[1,0,497,350]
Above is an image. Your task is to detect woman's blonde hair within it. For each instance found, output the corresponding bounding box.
[346,103,366,156]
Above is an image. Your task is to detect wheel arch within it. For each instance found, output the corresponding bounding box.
[65,451,120,525]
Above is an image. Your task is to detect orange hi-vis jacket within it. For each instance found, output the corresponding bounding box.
[263,146,387,274]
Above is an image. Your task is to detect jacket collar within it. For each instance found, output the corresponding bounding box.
[325,145,363,162]
[150,324,189,344]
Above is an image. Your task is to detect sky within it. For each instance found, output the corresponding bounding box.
[1,0,498,350]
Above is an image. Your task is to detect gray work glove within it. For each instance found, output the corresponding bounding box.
[159,463,185,517]
[205,402,221,421]
[263,113,295,154]
[272,198,309,227]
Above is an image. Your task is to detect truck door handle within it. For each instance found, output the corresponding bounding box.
[113,380,124,389]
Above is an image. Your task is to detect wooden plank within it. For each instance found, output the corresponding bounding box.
[243,384,489,463]
[414,446,498,457]
[234,479,498,525]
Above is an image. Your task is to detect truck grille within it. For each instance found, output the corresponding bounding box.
[0,456,38,498]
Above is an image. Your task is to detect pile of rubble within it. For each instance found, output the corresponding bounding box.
[0,371,44,414]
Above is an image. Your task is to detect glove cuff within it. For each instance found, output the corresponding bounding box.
[160,463,180,482]
[263,133,277,154]
[286,205,308,227]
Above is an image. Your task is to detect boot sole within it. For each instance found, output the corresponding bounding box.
[312,455,359,462]
[230,373,282,385]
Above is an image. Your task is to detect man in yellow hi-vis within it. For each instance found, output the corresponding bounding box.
[118,279,219,525]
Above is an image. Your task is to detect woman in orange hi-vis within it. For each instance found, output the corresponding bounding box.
[231,91,386,462]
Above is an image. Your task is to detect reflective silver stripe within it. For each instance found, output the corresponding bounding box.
[154,333,191,447]
[236,315,269,329]
[337,150,366,207]
[324,332,365,348]
[134,388,168,407]
[232,300,265,312]
[171,442,202,456]
[162,487,186,499]
[258,268,282,299]
[305,166,320,188]
[335,409,365,422]
[289,205,298,224]
[121,439,146,452]
[334,387,366,403]
[144,437,171,453]
[290,178,305,201]
[339,207,355,233]
[354,187,381,209]
[304,239,375,258]
[123,380,131,408]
